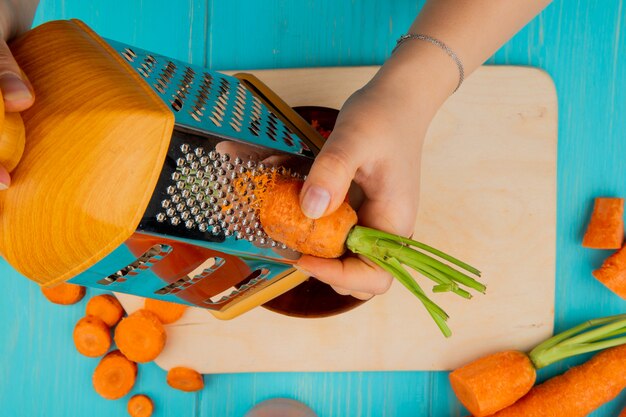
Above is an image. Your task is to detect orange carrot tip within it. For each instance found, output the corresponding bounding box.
[451,313,626,417]
[127,394,154,417]
[41,282,86,305]
[166,367,204,392]
[583,197,624,249]
[73,315,111,357]
[86,294,125,327]
[254,177,484,337]
[144,298,187,324]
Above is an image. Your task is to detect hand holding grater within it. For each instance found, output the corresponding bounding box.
[0,19,330,319]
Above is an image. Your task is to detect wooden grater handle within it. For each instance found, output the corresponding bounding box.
[0,91,26,173]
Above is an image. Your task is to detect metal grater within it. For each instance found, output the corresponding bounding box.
[4,20,328,319]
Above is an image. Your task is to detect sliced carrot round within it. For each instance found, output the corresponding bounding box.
[166,367,204,392]
[114,309,166,363]
[41,282,86,305]
[144,298,187,324]
[73,315,111,357]
[127,394,154,417]
[93,350,137,400]
[86,294,125,327]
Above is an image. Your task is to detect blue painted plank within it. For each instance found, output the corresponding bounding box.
[33,0,208,65]
[3,0,626,416]
[207,0,423,70]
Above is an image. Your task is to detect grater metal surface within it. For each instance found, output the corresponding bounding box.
[67,38,323,316]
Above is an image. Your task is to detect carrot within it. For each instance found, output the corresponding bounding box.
[86,294,125,327]
[451,314,626,416]
[593,244,626,299]
[620,405,626,417]
[250,176,485,336]
[114,309,166,363]
[583,197,624,249]
[166,367,204,392]
[41,282,85,305]
[144,298,187,324]
[127,394,154,417]
[259,177,357,258]
[73,315,111,357]
[480,344,626,417]
[450,351,536,417]
[92,350,137,400]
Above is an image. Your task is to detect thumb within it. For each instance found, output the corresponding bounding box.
[300,138,362,219]
[0,38,34,112]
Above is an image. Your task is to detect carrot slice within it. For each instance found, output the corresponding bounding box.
[86,294,125,327]
[41,282,85,305]
[114,309,166,363]
[593,245,626,299]
[583,197,624,249]
[166,367,204,392]
[92,350,137,400]
[449,350,536,417]
[73,315,111,357]
[620,406,626,417]
[144,298,187,324]
[127,394,154,417]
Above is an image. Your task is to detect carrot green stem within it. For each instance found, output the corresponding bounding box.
[528,314,626,368]
[346,225,484,337]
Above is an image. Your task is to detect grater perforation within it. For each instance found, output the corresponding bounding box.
[60,36,325,315]
[96,244,172,286]
[112,37,313,155]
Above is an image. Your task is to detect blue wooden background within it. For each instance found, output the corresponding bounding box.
[1,0,625,416]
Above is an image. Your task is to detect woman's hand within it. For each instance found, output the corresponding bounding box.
[0,0,38,189]
[296,77,431,300]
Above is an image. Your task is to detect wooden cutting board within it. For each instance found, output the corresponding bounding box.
[117,65,557,372]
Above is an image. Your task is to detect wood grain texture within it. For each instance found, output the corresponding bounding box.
[1,1,625,416]
[0,20,174,286]
[115,65,556,374]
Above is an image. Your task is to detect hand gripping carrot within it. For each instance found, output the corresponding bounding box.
[450,314,626,416]
[114,309,166,363]
[86,294,125,327]
[236,174,485,337]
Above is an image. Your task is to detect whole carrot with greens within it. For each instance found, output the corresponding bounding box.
[450,314,626,416]
[481,343,626,416]
[247,174,485,337]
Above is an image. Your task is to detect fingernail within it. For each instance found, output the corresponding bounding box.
[301,185,331,219]
[0,73,32,102]
[0,182,8,191]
